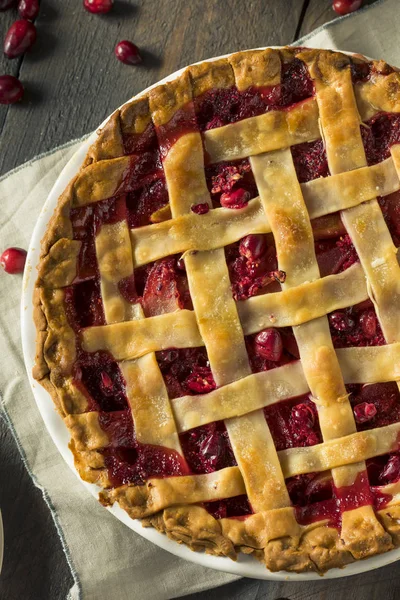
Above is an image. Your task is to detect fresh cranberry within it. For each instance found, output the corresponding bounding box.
[18,0,39,19]
[83,0,113,13]
[332,0,362,15]
[0,0,16,10]
[0,75,24,104]
[254,329,283,362]
[329,311,355,332]
[220,188,251,209]
[379,455,400,484]
[359,310,378,339]
[239,234,267,261]
[115,40,142,65]
[190,202,209,215]
[353,402,377,424]
[1,247,27,274]
[4,20,37,58]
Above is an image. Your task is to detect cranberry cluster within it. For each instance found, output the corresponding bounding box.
[0,0,141,106]
[0,0,39,105]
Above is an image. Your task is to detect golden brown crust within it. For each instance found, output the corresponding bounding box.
[120,96,152,135]
[229,48,281,90]
[189,58,234,97]
[37,238,81,288]
[149,70,192,126]
[33,47,400,574]
[83,111,124,167]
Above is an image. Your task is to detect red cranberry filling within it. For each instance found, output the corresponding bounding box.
[122,121,168,228]
[378,190,400,247]
[351,60,372,83]
[204,495,252,520]
[136,256,192,315]
[289,468,395,527]
[347,382,400,430]
[291,139,330,183]
[353,402,377,423]
[190,202,210,215]
[226,240,285,301]
[179,421,236,475]
[194,58,314,132]
[220,188,251,209]
[141,257,189,316]
[361,112,400,166]
[156,347,215,399]
[72,351,128,412]
[328,304,385,348]
[254,328,283,362]
[280,58,315,105]
[264,395,322,451]
[239,234,267,261]
[206,158,257,207]
[194,86,276,131]
[334,470,373,514]
[287,473,338,526]
[123,122,158,155]
[126,178,169,229]
[315,234,359,277]
[98,410,135,446]
[287,472,333,507]
[311,214,346,241]
[117,152,164,195]
[368,452,400,487]
[65,279,105,330]
[104,444,188,488]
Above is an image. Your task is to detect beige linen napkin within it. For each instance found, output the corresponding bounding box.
[0,0,399,597]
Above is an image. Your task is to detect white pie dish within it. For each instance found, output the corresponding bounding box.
[20,48,400,581]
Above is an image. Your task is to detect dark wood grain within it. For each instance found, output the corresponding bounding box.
[0,7,20,134]
[0,0,304,176]
[1,1,395,599]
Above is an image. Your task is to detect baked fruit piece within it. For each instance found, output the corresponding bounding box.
[33,47,400,573]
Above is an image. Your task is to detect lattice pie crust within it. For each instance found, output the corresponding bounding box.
[33,48,400,573]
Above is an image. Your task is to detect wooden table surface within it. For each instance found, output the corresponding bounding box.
[2,1,399,599]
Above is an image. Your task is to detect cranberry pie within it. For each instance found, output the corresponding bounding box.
[33,47,400,573]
